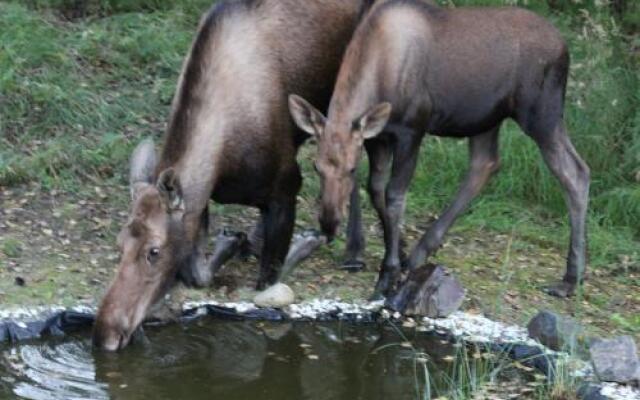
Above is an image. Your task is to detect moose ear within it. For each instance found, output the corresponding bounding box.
[129,139,157,200]
[288,94,327,136]
[157,168,184,212]
[355,102,392,140]
[127,218,147,238]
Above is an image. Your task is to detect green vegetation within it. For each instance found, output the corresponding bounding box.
[0,0,638,324]
[1,0,638,262]
[0,237,22,258]
[381,319,584,400]
[0,5,637,399]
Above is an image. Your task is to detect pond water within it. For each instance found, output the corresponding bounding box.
[0,319,497,400]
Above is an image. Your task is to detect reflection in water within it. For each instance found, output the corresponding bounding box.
[1,340,108,400]
[1,320,459,400]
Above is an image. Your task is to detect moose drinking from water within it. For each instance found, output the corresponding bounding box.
[289,1,590,299]
[92,0,378,351]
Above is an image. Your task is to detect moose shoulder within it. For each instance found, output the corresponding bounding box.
[290,2,589,299]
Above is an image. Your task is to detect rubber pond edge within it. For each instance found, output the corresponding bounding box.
[0,299,638,400]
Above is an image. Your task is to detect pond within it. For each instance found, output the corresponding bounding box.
[0,319,518,400]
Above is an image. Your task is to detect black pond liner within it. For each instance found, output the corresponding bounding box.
[0,306,607,400]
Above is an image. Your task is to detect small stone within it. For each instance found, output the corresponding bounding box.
[253,283,295,308]
[589,336,640,385]
[527,310,583,351]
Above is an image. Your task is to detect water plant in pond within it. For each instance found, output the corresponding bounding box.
[376,320,533,400]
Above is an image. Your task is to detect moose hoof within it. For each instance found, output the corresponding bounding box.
[368,290,386,302]
[369,272,399,301]
[340,259,366,273]
[543,281,576,298]
[256,273,279,292]
[255,280,267,291]
[385,264,465,318]
[400,258,413,272]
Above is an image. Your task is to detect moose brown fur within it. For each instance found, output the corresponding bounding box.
[93,0,376,351]
[290,1,590,299]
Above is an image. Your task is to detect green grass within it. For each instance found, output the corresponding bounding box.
[0,237,23,258]
[0,0,638,272]
[380,319,585,400]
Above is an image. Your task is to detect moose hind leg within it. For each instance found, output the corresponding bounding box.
[406,127,500,270]
[239,215,264,260]
[533,124,590,297]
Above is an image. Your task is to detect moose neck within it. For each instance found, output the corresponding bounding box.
[327,21,385,126]
[154,8,235,215]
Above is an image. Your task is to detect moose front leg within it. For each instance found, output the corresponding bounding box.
[207,228,248,276]
[177,208,214,287]
[178,208,248,287]
[406,127,501,270]
[342,184,366,271]
[256,196,297,291]
[372,135,421,300]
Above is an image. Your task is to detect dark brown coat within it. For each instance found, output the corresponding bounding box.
[93,0,375,351]
[290,1,589,298]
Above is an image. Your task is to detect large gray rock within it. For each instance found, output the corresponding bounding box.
[527,310,583,351]
[590,336,640,386]
[386,264,465,318]
[253,283,295,308]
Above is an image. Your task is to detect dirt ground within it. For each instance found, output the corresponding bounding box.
[0,183,638,343]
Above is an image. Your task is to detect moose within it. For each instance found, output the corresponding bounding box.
[92,0,378,351]
[289,1,590,299]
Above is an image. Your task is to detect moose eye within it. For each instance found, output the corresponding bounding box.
[349,167,357,175]
[147,247,160,264]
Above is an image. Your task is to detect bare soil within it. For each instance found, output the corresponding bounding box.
[1,184,638,343]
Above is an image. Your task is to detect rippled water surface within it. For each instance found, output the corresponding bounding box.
[0,320,462,400]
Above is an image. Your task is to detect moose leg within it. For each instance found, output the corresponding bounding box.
[365,138,393,224]
[256,196,297,290]
[532,123,590,297]
[239,216,264,260]
[342,184,366,271]
[406,127,500,270]
[372,135,421,299]
[177,208,214,287]
[342,137,392,271]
